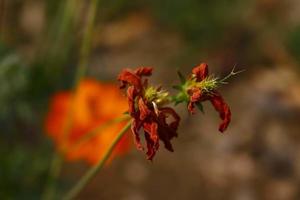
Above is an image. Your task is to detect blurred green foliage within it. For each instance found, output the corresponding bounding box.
[0,54,29,121]
[287,25,300,64]
[150,0,246,45]
[0,145,50,199]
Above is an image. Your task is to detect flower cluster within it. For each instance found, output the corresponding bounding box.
[174,63,231,132]
[118,63,237,160]
[45,64,237,163]
[118,67,180,160]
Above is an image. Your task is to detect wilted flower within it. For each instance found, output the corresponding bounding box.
[117,64,239,160]
[45,79,131,165]
[118,67,180,160]
[174,63,232,133]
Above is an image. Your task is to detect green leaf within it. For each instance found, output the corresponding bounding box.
[174,99,183,105]
[196,102,204,114]
[177,70,186,83]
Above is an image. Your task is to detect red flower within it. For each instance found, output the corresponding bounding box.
[187,63,231,133]
[118,67,180,160]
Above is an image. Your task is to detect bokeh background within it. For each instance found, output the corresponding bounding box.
[1,0,300,199]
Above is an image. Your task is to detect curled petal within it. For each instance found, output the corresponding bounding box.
[138,98,151,120]
[187,88,202,114]
[159,107,180,131]
[160,134,174,153]
[192,63,208,81]
[209,92,231,133]
[118,69,142,89]
[155,108,179,152]
[187,102,195,115]
[144,132,158,160]
[134,67,153,77]
[127,86,136,115]
[157,122,174,152]
[131,119,143,150]
[143,121,159,148]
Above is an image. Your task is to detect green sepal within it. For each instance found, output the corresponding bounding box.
[172,93,189,106]
[174,99,184,106]
[171,96,183,105]
[196,102,204,114]
[177,70,186,84]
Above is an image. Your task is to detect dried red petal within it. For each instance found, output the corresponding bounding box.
[127,86,136,115]
[143,121,159,148]
[144,132,157,160]
[159,107,180,131]
[118,67,181,160]
[134,67,153,77]
[131,119,143,150]
[209,92,231,132]
[154,107,180,152]
[187,88,202,114]
[143,120,160,161]
[192,63,209,81]
[187,64,232,132]
[138,98,151,120]
[141,107,180,160]
[118,69,142,90]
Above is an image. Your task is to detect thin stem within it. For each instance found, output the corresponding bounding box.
[0,0,6,41]
[63,120,132,200]
[61,0,101,150]
[68,115,130,152]
[41,0,78,198]
[73,0,101,88]
[41,153,63,200]
[49,0,76,55]
[42,0,101,198]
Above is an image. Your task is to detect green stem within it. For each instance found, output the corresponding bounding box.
[42,0,101,198]
[41,153,63,200]
[69,115,130,152]
[64,0,100,140]
[0,0,6,41]
[63,120,132,200]
[41,0,78,198]
[73,0,101,88]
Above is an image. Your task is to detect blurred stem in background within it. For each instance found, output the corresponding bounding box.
[42,0,101,199]
[40,0,79,63]
[0,0,6,41]
[41,153,63,200]
[74,0,100,87]
[68,115,130,152]
[42,115,128,200]
[41,0,77,198]
[63,120,132,200]
[49,0,78,56]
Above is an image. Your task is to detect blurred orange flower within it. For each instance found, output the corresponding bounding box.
[45,79,131,165]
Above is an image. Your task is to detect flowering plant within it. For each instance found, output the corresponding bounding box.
[117,63,239,161]
[44,62,240,200]
[38,2,241,199]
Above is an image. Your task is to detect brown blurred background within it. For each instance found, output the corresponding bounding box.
[1,0,300,199]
